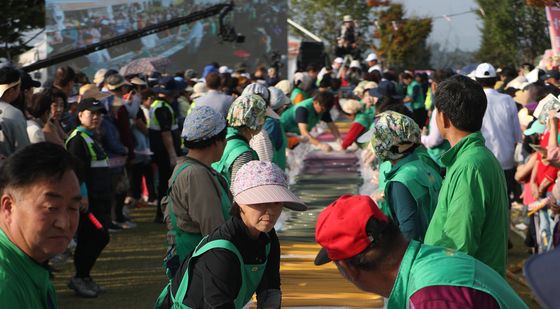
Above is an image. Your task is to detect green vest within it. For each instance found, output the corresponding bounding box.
[426,140,451,168]
[155,236,270,309]
[388,240,528,309]
[149,99,178,131]
[407,80,425,110]
[376,160,393,220]
[354,112,373,149]
[290,87,309,103]
[65,126,108,168]
[272,124,288,170]
[212,127,259,186]
[0,229,57,309]
[383,152,442,241]
[280,98,322,135]
[364,105,376,118]
[354,112,371,129]
[167,161,232,264]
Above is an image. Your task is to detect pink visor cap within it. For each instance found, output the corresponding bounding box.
[232,161,307,211]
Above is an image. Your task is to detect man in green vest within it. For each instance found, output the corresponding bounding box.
[424,75,510,276]
[0,143,83,308]
[150,77,182,223]
[314,195,528,308]
[163,106,232,276]
[280,91,341,152]
[369,111,442,241]
[402,73,427,127]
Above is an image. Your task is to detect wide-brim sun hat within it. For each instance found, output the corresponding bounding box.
[232,161,307,211]
[340,98,363,115]
[79,84,111,101]
[105,74,130,91]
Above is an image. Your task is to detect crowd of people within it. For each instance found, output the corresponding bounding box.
[1,39,559,307]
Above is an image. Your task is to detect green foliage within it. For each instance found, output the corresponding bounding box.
[375,3,432,69]
[0,0,45,60]
[477,0,549,66]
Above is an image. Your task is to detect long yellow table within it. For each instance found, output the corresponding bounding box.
[279,242,384,308]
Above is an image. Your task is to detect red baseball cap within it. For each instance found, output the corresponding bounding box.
[314,195,389,265]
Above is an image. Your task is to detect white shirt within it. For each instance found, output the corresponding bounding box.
[421,108,444,148]
[26,119,45,144]
[480,88,522,170]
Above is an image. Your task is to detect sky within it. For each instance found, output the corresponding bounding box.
[394,0,481,51]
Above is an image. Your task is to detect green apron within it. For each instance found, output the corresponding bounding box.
[156,236,270,309]
[383,153,442,240]
[387,240,528,309]
[376,160,393,220]
[167,162,231,264]
[354,112,371,129]
[290,87,309,103]
[354,112,373,149]
[212,127,259,186]
[272,124,288,170]
[280,98,322,135]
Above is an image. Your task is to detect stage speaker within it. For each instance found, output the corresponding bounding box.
[297,41,327,71]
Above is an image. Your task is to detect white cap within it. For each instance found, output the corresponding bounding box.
[475,63,497,78]
[350,60,361,69]
[365,53,377,62]
[343,15,353,22]
[219,66,232,74]
[334,57,344,64]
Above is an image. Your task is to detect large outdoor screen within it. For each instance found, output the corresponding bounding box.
[45,0,288,77]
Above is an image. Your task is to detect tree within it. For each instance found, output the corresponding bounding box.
[373,3,432,69]
[476,0,549,66]
[0,0,45,61]
[516,2,550,63]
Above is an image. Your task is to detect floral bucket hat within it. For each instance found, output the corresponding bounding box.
[370,111,420,161]
[227,94,267,130]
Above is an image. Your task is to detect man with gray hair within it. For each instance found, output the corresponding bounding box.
[0,143,82,307]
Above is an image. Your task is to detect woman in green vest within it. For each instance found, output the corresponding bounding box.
[155,161,308,309]
[369,111,442,241]
[212,94,267,185]
[162,106,233,277]
[339,98,372,150]
[314,195,528,309]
